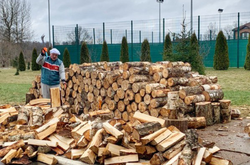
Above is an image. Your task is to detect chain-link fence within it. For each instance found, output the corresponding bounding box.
[53,11,250,67]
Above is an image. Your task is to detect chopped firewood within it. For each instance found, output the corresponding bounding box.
[162,152,181,165]
[133,111,166,127]
[27,139,57,147]
[0,139,25,158]
[104,154,139,165]
[89,128,104,154]
[151,129,172,146]
[127,162,151,165]
[11,155,32,165]
[37,153,58,165]
[29,98,50,106]
[48,134,70,151]
[203,149,212,163]
[51,147,64,155]
[163,139,186,160]
[77,136,89,147]
[70,149,85,159]
[50,87,61,108]
[106,136,118,144]
[1,149,17,164]
[15,148,24,159]
[209,156,233,165]
[208,145,220,154]
[132,121,162,141]
[187,117,206,129]
[37,146,51,153]
[36,123,57,140]
[89,109,111,117]
[119,148,137,156]
[194,147,206,165]
[79,148,96,164]
[103,122,123,139]
[141,127,167,145]
[156,132,185,152]
[35,117,59,133]
[71,122,90,141]
[150,152,165,165]
[106,143,127,156]
[165,119,188,133]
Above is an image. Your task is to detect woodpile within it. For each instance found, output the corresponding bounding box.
[0,105,233,165]
[28,61,234,129]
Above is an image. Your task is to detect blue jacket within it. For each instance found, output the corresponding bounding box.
[36,54,65,85]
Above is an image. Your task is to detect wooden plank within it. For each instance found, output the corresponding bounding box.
[104,154,139,165]
[103,122,123,139]
[156,132,185,152]
[27,139,57,147]
[133,111,166,127]
[141,127,167,145]
[37,153,58,165]
[50,87,61,108]
[194,147,206,165]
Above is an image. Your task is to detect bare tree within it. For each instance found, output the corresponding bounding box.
[67,26,93,44]
[203,22,218,40]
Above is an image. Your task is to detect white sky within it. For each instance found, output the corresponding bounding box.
[28,0,249,42]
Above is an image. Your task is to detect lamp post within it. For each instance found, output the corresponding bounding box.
[218,8,223,32]
[156,0,164,43]
[48,0,51,47]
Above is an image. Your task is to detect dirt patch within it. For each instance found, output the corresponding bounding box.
[197,118,250,165]
[232,105,250,118]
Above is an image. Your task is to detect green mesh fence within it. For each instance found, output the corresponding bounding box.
[53,11,250,67]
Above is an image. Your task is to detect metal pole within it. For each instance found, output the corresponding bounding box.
[198,16,200,42]
[93,28,95,45]
[103,22,105,42]
[237,12,240,68]
[219,13,221,31]
[48,0,51,47]
[152,32,154,43]
[163,18,165,43]
[52,25,54,46]
[191,0,193,34]
[110,29,112,44]
[131,20,133,61]
[139,31,141,44]
[159,2,161,43]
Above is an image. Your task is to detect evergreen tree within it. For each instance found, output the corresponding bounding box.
[244,35,250,70]
[213,31,229,70]
[11,56,18,68]
[18,51,26,71]
[141,39,151,62]
[14,67,19,75]
[31,48,40,71]
[80,42,91,63]
[190,33,205,75]
[120,36,129,62]
[27,62,30,70]
[100,41,109,62]
[163,33,173,61]
[63,48,71,68]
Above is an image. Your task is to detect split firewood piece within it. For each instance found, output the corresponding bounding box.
[15,148,24,159]
[119,148,137,156]
[187,117,206,129]
[1,149,17,164]
[89,128,104,154]
[37,153,58,165]
[179,86,204,99]
[103,122,123,139]
[0,112,17,125]
[208,145,220,154]
[0,139,25,158]
[133,111,166,127]
[50,87,61,107]
[106,143,127,156]
[156,132,185,152]
[163,139,185,160]
[194,147,206,165]
[184,94,206,105]
[24,145,37,158]
[202,89,224,102]
[126,162,151,165]
[150,152,165,165]
[48,134,70,151]
[151,129,172,146]
[209,156,233,165]
[69,149,85,160]
[29,98,50,106]
[89,109,111,118]
[131,121,162,141]
[71,121,89,140]
[35,117,59,133]
[27,139,57,147]
[141,127,167,145]
[195,102,213,126]
[36,123,57,140]
[11,155,32,165]
[104,154,139,165]
[162,152,181,165]
[79,148,96,164]
[202,149,212,163]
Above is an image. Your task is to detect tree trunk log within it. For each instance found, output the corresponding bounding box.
[184,94,206,105]
[195,102,213,126]
[202,89,224,102]
[179,86,203,99]
[146,83,166,94]
[187,117,206,129]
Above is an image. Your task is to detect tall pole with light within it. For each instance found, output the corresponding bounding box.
[190,0,193,34]
[156,0,164,43]
[218,8,223,32]
[48,0,51,47]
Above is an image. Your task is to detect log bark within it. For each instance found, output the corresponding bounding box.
[184,94,206,105]
[202,89,224,102]
[150,97,168,108]
[167,77,189,87]
[151,89,170,98]
[146,83,166,94]
[187,117,206,129]
[195,102,213,126]
[179,86,203,99]
[211,102,221,124]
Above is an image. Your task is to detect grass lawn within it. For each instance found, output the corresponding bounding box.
[0,67,250,116]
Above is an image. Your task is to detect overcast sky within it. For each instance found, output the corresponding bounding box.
[28,0,249,42]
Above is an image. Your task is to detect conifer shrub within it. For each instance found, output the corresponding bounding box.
[19,51,26,71]
[80,42,91,63]
[163,33,173,61]
[63,48,71,68]
[100,41,109,62]
[31,48,40,71]
[120,36,129,62]
[244,35,250,70]
[141,39,151,62]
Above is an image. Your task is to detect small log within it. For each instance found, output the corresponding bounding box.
[167,77,189,87]
[133,111,166,127]
[184,94,205,105]
[219,99,231,109]
[150,152,165,165]
[187,117,206,129]
[106,143,127,156]
[163,139,185,160]
[17,107,30,125]
[150,97,168,108]
[211,102,221,124]
[202,89,224,102]
[179,86,203,99]
[30,106,43,127]
[132,82,148,93]
[129,74,150,83]
[0,140,25,158]
[146,83,166,94]
[195,102,213,126]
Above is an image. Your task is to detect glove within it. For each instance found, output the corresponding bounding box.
[41,47,47,56]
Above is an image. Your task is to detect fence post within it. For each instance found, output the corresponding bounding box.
[75,24,80,63]
[152,32,154,43]
[131,20,133,61]
[110,29,112,44]
[139,31,141,44]
[52,25,55,46]
[125,30,127,39]
[103,22,105,43]
[163,18,165,43]
[198,16,200,42]
[93,28,95,45]
[237,12,240,68]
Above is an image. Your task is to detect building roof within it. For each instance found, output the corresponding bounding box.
[232,22,250,31]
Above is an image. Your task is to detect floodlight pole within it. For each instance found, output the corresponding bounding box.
[48,0,51,47]
[190,0,193,34]
[157,0,164,43]
[218,8,223,31]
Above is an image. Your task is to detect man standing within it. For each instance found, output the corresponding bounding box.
[36,47,66,98]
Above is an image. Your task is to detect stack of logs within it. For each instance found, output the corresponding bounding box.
[0,105,233,165]
[28,61,232,127]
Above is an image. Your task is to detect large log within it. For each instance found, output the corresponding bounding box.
[202,89,224,102]
[184,94,206,105]
[146,83,166,94]
[150,97,168,108]
[129,74,150,83]
[167,77,189,87]
[195,102,213,126]
[133,111,166,127]
[187,117,206,129]
[211,102,221,124]
[179,86,203,99]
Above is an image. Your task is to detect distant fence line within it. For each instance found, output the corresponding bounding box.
[53,11,250,67]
